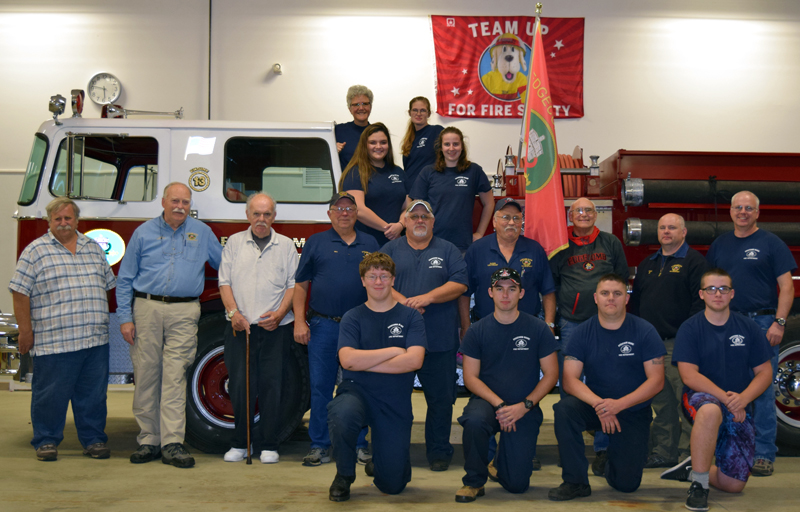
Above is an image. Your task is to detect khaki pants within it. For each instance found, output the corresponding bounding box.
[649,338,692,461]
[129,298,200,447]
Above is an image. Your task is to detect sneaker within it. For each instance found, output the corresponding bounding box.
[685,481,709,511]
[130,444,161,464]
[455,485,485,503]
[430,459,449,472]
[645,453,677,469]
[161,442,195,468]
[356,447,372,465]
[751,458,774,477]
[83,442,110,459]
[548,482,592,501]
[36,443,58,461]
[260,450,279,464]
[302,447,331,466]
[532,456,542,471]
[365,460,374,477]
[661,456,692,482]
[487,460,499,482]
[591,450,608,476]
[329,473,355,502]
[224,447,248,462]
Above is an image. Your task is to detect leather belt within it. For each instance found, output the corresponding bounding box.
[307,308,342,323]
[135,292,198,303]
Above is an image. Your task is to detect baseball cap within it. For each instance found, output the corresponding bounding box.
[406,199,433,214]
[494,197,522,213]
[491,267,522,286]
[329,191,356,207]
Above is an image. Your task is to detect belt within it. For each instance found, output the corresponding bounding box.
[307,308,342,323]
[134,292,198,303]
[747,309,776,317]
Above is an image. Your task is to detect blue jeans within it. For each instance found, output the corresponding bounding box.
[307,316,367,450]
[31,344,109,449]
[558,317,609,453]
[749,313,778,462]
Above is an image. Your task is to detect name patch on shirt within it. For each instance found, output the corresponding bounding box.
[388,323,405,338]
[455,176,469,187]
[744,248,760,260]
[429,257,444,269]
[618,341,635,356]
[513,336,530,351]
[730,334,746,347]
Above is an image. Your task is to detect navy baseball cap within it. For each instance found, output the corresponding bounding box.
[494,197,522,212]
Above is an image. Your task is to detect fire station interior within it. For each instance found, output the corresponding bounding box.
[1,2,799,511]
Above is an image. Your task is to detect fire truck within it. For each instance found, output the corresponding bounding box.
[3,92,799,453]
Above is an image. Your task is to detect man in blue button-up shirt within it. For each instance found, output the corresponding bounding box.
[116,182,222,468]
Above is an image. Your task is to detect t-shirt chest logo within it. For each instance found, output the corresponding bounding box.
[428,257,444,269]
[743,248,760,260]
[455,176,469,187]
[618,341,635,357]
[729,334,746,347]
[583,261,595,271]
[388,174,402,184]
[388,323,405,338]
[513,336,530,351]
[416,137,429,149]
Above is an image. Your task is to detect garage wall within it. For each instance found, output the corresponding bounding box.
[1,0,799,311]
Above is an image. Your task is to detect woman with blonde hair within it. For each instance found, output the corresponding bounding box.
[400,96,443,189]
[409,127,494,252]
[339,123,409,246]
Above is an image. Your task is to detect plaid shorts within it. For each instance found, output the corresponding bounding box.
[682,389,754,482]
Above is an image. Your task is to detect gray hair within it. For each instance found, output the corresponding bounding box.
[346,85,374,107]
[246,192,276,214]
[163,181,192,198]
[46,197,80,220]
[731,190,760,208]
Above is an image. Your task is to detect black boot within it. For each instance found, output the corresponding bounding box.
[329,473,356,502]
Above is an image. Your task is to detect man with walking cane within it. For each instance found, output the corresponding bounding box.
[219,192,298,464]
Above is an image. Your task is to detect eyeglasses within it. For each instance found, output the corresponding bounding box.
[350,102,371,108]
[496,214,522,223]
[408,214,432,221]
[702,286,732,295]
[330,206,356,213]
[570,207,595,216]
[364,274,392,282]
[411,108,428,114]
[731,205,757,212]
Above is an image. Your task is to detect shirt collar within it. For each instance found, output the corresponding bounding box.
[650,241,689,260]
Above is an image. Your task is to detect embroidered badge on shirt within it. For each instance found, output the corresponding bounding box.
[521,258,533,268]
[455,176,469,187]
[513,336,530,351]
[187,233,198,241]
[416,137,429,149]
[744,248,760,260]
[583,261,595,271]
[618,341,635,356]
[429,257,444,269]
[670,264,682,273]
[362,251,371,258]
[488,262,499,266]
[729,334,746,347]
[388,323,405,338]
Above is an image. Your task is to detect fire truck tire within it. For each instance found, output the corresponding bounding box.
[184,312,310,454]
[776,316,800,451]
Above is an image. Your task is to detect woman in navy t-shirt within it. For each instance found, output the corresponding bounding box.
[339,122,410,246]
[400,96,444,190]
[409,127,494,252]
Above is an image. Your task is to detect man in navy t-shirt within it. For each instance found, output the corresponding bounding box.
[661,268,772,512]
[455,268,558,502]
[549,274,665,501]
[292,192,380,467]
[705,190,796,477]
[381,199,468,472]
[327,252,426,501]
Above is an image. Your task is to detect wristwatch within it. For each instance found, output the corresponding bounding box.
[227,308,238,320]
[776,317,786,327]
[524,399,534,410]
[547,322,555,329]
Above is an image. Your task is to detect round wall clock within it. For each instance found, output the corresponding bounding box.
[88,72,122,105]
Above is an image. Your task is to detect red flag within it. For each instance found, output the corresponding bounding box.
[522,16,569,259]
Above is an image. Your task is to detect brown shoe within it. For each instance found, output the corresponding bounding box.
[36,443,58,461]
[83,442,111,459]
[487,460,499,482]
[455,485,485,503]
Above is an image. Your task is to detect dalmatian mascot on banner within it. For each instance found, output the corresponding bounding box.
[480,33,529,102]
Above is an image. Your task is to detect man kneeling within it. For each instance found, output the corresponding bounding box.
[456,268,558,502]
[661,268,772,511]
[327,252,427,501]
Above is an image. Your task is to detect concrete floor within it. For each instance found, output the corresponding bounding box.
[1,383,797,512]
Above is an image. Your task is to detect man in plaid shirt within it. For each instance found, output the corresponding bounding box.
[10,197,116,462]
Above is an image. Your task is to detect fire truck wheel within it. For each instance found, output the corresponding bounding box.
[776,316,800,452]
[184,312,310,454]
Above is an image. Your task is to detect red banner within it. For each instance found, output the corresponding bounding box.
[431,15,584,119]
[522,17,569,258]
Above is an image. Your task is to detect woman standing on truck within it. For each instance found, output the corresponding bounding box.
[339,123,409,247]
[409,127,494,253]
[400,96,443,190]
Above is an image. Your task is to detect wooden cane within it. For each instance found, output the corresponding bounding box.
[245,329,252,464]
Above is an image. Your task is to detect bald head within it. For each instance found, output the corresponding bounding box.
[568,197,597,236]
[657,213,687,255]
